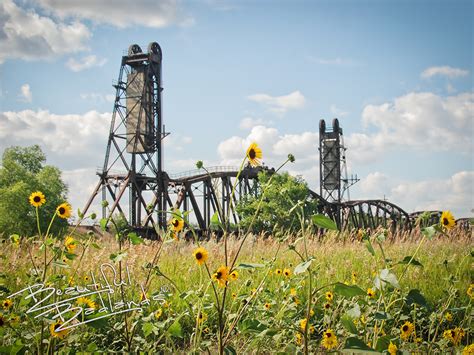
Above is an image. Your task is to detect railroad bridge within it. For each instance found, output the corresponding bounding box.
[81,42,461,235]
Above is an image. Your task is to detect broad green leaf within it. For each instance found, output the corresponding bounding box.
[237,263,265,269]
[365,239,375,256]
[398,256,423,267]
[374,335,392,352]
[342,337,378,352]
[312,214,338,230]
[142,322,154,337]
[64,252,77,260]
[334,283,366,298]
[211,211,221,226]
[294,259,313,274]
[374,312,391,320]
[375,269,400,289]
[346,303,361,318]
[85,313,108,328]
[406,289,427,308]
[86,343,98,352]
[168,320,183,338]
[341,315,358,334]
[128,232,143,245]
[421,225,437,239]
[240,319,266,333]
[99,218,108,231]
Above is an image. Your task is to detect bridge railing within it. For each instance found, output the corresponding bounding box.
[169,166,239,179]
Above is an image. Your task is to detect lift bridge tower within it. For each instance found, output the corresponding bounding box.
[83,42,168,231]
[319,118,359,225]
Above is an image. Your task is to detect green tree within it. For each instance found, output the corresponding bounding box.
[236,171,319,234]
[0,145,69,237]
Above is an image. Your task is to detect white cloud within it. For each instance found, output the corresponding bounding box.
[315,57,354,65]
[34,0,193,28]
[239,117,273,130]
[247,91,305,115]
[346,91,473,164]
[80,92,114,103]
[66,55,107,72]
[421,65,469,79]
[0,0,90,63]
[19,84,32,102]
[162,133,193,152]
[330,104,349,117]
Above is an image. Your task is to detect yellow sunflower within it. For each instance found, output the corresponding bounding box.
[275,268,282,276]
[445,312,453,322]
[231,292,237,299]
[321,328,338,350]
[400,321,415,341]
[64,236,77,253]
[444,327,464,346]
[462,344,474,354]
[351,272,357,284]
[50,320,69,339]
[283,268,291,277]
[264,303,271,310]
[325,291,334,302]
[229,270,238,281]
[29,191,46,208]
[290,288,297,296]
[197,311,207,324]
[76,297,96,309]
[212,265,229,287]
[323,302,331,310]
[367,288,376,298]
[246,142,263,167]
[295,332,303,345]
[193,247,208,266]
[169,217,184,233]
[155,308,163,319]
[2,299,13,310]
[388,341,398,355]
[440,210,455,230]
[467,284,474,299]
[56,203,72,219]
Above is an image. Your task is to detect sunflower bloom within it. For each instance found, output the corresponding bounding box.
[2,299,13,310]
[50,320,69,339]
[275,268,282,276]
[445,312,453,322]
[56,203,72,219]
[229,270,238,280]
[321,328,338,350]
[283,268,291,277]
[290,288,297,296]
[388,342,397,355]
[197,311,207,324]
[440,210,455,230]
[444,327,465,346]
[155,308,163,319]
[76,297,96,309]
[212,265,229,287]
[29,191,46,207]
[400,321,415,341]
[264,303,271,310]
[367,288,376,298]
[462,344,474,355]
[323,302,331,310]
[193,247,208,266]
[64,236,77,253]
[246,142,263,167]
[325,291,334,302]
[169,217,184,233]
[295,332,303,345]
[467,284,474,299]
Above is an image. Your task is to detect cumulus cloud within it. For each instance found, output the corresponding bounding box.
[0,0,91,63]
[247,90,306,115]
[239,117,273,130]
[19,84,32,102]
[421,65,469,79]
[66,54,107,72]
[34,0,194,28]
[346,91,473,164]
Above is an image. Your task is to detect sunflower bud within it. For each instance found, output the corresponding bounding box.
[196,160,203,169]
[288,154,295,163]
[101,200,109,208]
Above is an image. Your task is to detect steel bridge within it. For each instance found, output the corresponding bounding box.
[81,42,468,235]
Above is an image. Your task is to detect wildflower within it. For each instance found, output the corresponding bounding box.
[275,268,282,276]
[2,299,13,310]
[212,265,229,287]
[325,291,333,302]
[310,309,314,317]
[169,217,184,233]
[231,293,237,299]
[293,297,300,305]
[462,344,474,355]
[290,288,297,296]
[323,302,331,310]
[400,321,415,341]
[64,236,77,253]
[467,284,474,299]
[50,320,69,339]
[193,247,208,266]
[321,328,338,350]
[246,142,263,167]
[203,327,210,334]
[155,308,162,319]
[444,327,464,346]
[68,277,74,287]
[76,297,96,309]
[264,303,271,310]
[229,270,238,280]
[388,341,397,355]
[197,311,207,324]
[56,203,72,219]
[440,210,455,229]
[84,275,90,283]
[351,272,357,284]
[9,314,20,325]
[62,256,68,263]
[283,268,291,277]
[29,191,46,207]
[445,312,453,322]
[367,288,376,298]
[295,332,303,345]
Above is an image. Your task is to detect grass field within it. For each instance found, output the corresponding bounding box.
[0,225,472,354]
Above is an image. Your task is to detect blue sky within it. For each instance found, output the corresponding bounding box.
[0,0,472,217]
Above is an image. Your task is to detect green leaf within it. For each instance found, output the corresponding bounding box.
[374,311,391,320]
[64,252,77,260]
[85,313,108,329]
[91,243,102,249]
[312,214,338,230]
[224,345,237,355]
[211,211,222,226]
[86,343,98,352]
[99,218,108,231]
[294,258,313,274]
[142,322,154,337]
[365,239,375,256]
[375,269,400,289]
[398,256,423,267]
[168,320,183,338]
[240,319,266,333]
[374,335,392,352]
[406,289,427,308]
[110,251,127,263]
[334,283,366,298]
[342,337,377,352]
[237,263,265,269]
[421,225,437,239]
[341,315,358,334]
[346,303,361,318]
[128,232,143,245]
